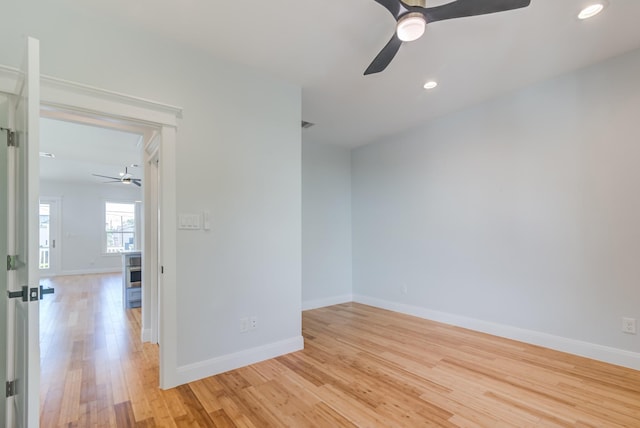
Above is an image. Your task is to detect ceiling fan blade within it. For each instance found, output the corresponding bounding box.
[102,180,121,184]
[424,0,530,24]
[92,173,120,180]
[364,34,403,75]
[132,180,142,187]
[373,0,402,18]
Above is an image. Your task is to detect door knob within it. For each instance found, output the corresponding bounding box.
[7,286,28,301]
[40,284,55,300]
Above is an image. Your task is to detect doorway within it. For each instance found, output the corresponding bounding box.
[39,108,161,344]
[33,78,181,390]
[36,109,167,421]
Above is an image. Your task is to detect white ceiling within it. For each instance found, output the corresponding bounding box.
[62,0,640,147]
[40,118,143,185]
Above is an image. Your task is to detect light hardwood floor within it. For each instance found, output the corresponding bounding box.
[39,274,640,427]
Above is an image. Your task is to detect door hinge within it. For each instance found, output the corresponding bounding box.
[6,380,16,398]
[6,130,16,147]
[0,127,15,147]
[7,254,18,271]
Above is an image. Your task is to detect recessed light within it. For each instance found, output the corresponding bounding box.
[578,3,604,20]
[423,81,438,90]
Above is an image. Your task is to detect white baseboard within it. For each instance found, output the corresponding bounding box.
[141,328,152,343]
[176,336,304,385]
[302,294,353,311]
[353,294,640,371]
[53,267,121,277]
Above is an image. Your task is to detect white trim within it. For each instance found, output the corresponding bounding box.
[44,267,121,277]
[0,65,183,126]
[141,328,152,343]
[353,294,640,371]
[41,108,155,137]
[142,146,160,345]
[40,74,183,120]
[158,126,178,389]
[0,65,20,95]
[144,130,161,158]
[302,294,353,311]
[176,336,304,386]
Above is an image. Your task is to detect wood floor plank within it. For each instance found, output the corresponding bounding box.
[189,379,225,414]
[40,274,640,427]
[114,401,136,428]
[216,392,259,428]
[177,384,217,426]
[209,408,237,428]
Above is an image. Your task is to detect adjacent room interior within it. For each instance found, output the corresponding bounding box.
[1,0,640,426]
[38,117,144,279]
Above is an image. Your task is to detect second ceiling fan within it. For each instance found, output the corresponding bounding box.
[92,166,142,187]
[365,0,531,75]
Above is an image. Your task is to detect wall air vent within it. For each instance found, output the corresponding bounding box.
[301,121,315,129]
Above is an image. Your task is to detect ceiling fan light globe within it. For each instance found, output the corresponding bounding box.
[397,13,426,42]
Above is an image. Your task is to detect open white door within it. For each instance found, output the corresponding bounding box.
[4,36,43,428]
[1,96,11,428]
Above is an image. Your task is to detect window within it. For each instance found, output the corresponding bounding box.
[105,202,136,253]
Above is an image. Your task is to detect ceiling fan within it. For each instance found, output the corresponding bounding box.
[92,166,142,187]
[365,0,531,75]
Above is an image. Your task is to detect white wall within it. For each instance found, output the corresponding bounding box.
[40,180,142,275]
[0,0,302,382]
[352,48,640,365]
[302,141,352,310]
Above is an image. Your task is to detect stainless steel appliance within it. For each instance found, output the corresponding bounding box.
[122,251,142,308]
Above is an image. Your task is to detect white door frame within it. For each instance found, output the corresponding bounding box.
[144,134,161,344]
[0,65,183,389]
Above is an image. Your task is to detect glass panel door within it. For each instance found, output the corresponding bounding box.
[38,199,59,275]
[39,203,50,270]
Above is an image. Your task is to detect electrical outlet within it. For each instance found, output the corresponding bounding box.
[401,284,408,295]
[622,317,637,334]
[240,317,249,333]
[250,316,258,330]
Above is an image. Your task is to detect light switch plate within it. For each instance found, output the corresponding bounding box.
[178,213,201,230]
